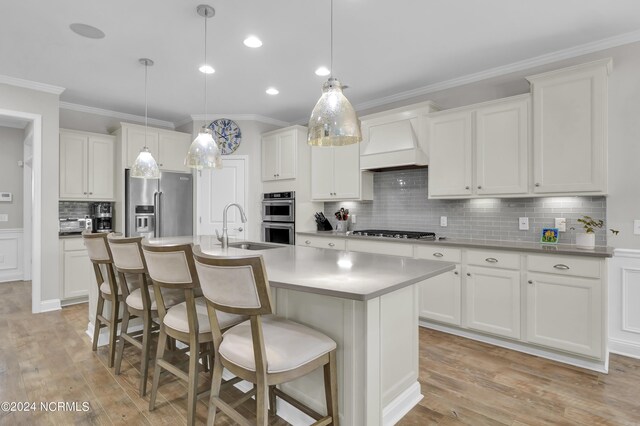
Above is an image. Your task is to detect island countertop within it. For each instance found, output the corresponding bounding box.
[145,236,455,301]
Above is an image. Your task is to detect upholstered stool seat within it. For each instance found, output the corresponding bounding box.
[99,273,140,295]
[220,315,336,374]
[126,287,183,311]
[164,297,244,334]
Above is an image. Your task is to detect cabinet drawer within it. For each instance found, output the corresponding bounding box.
[466,249,520,270]
[298,236,346,251]
[63,238,86,251]
[527,255,601,279]
[346,239,413,257]
[414,245,461,263]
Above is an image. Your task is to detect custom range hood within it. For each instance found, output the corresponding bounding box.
[359,101,438,170]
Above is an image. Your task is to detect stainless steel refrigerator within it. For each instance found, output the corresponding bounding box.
[125,169,193,238]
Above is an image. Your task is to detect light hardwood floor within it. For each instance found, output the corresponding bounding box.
[1,280,639,425]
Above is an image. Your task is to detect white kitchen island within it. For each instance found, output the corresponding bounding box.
[102,236,454,425]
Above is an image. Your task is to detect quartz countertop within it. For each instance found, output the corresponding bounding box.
[145,235,455,301]
[296,230,614,258]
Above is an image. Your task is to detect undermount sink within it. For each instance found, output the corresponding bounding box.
[227,242,280,251]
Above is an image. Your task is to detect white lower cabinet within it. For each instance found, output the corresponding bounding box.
[419,265,461,326]
[59,238,94,301]
[465,265,521,339]
[346,239,413,257]
[297,236,346,251]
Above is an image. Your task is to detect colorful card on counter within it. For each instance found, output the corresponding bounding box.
[541,227,560,244]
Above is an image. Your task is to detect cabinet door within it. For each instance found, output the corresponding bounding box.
[332,143,360,199]
[311,146,335,199]
[465,266,521,339]
[59,132,88,198]
[124,126,159,168]
[428,111,473,197]
[261,134,279,181]
[526,272,602,358]
[277,131,297,180]
[475,98,529,195]
[63,250,92,299]
[419,266,461,325]
[87,136,114,200]
[159,131,190,172]
[530,63,608,193]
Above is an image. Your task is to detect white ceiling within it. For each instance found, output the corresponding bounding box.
[2,0,640,125]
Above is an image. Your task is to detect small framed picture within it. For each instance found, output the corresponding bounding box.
[541,227,560,244]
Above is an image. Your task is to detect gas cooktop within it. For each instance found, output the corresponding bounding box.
[350,229,437,240]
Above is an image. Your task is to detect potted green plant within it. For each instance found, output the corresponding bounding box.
[573,216,619,249]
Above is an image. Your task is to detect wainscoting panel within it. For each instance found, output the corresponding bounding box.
[0,229,23,282]
[609,249,640,359]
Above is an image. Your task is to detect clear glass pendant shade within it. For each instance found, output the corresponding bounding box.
[308,77,361,146]
[131,147,160,179]
[185,128,222,169]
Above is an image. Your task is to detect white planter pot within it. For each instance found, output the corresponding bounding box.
[575,233,595,249]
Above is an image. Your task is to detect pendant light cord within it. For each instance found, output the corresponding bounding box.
[203,11,208,128]
[144,61,148,149]
[330,0,333,79]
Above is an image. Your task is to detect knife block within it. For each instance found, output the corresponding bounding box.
[317,221,333,231]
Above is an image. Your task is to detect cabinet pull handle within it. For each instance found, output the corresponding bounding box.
[466,273,471,277]
[528,280,533,284]
[433,252,444,258]
[485,257,498,263]
[328,243,335,247]
[553,264,570,270]
[305,240,311,244]
[454,271,459,275]
[535,183,540,187]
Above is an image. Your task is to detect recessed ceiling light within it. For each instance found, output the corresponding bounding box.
[199,65,215,74]
[69,23,105,39]
[266,87,279,95]
[315,66,330,76]
[243,36,263,48]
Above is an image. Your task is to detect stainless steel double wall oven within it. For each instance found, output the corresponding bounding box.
[261,191,295,245]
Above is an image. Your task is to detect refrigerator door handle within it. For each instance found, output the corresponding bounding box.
[153,191,159,238]
[157,191,163,237]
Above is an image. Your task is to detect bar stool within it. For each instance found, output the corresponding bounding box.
[108,234,183,396]
[192,247,339,426]
[142,242,247,426]
[82,231,123,368]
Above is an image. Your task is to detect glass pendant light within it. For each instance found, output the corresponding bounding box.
[185,4,223,170]
[308,0,361,146]
[131,58,160,178]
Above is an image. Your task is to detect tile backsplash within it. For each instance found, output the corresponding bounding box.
[58,201,93,219]
[324,168,608,245]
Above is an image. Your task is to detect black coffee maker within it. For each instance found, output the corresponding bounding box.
[92,202,113,232]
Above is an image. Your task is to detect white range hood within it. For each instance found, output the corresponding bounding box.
[359,101,437,170]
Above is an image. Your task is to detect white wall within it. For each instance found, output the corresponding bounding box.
[0,126,24,229]
[0,83,59,301]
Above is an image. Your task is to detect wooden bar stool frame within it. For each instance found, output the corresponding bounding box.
[193,249,339,426]
[108,234,159,397]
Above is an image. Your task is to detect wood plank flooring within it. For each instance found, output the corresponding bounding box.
[1,280,639,425]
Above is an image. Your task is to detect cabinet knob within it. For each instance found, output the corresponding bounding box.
[528,280,533,284]
[454,271,459,275]
[159,163,163,167]
[433,252,444,258]
[465,186,470,190]
[273,174,276,177]
[305,240,311,244]
[553,264,570,270]
[83,192,87,195]
[535,183,540,187]
[466,273,471,277]
[89,192,93,195]
[328,243,335,247]
[477,186,482,189]
[485,257,498,263]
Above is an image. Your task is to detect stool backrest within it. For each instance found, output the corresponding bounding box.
[82,231,117,295]
[108,234,150,307]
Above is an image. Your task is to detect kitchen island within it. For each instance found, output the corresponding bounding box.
[141,236,455,425]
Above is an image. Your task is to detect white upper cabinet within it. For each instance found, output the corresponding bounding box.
[428,110,474,197]
[60,129,115,200]
[311,144,373,201]
[119,122,190,173]
[428,95,529,199]
[527,59,610,194]
[261,127,300,181]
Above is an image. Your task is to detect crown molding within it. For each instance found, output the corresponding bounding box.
[59,101,175,129]
[293,29,640,123]
[178,114,290,129]
[0,74,65,95]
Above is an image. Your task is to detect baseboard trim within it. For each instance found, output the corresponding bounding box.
[39,299,61,312]
[382,381,423,426]
[609,337,640,360]
[0,273,24,283]
[420,320,609,373]
[85,318,144,347]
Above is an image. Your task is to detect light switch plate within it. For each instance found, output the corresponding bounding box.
[0,214,7,222]
[519,217,529,230]
[440,216,447,227]
[351,214,357,224]
[555,218,567,232]
[634,220,640,235]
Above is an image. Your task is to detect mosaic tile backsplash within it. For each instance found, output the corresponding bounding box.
[324,168,608,246]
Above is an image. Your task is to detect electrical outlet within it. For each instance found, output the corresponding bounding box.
[519,217,529,230]
[555,217,567,232]
[351,214,357,224]
[0,214,8,222]
[634,220,640,235]
[440,216,447,227]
